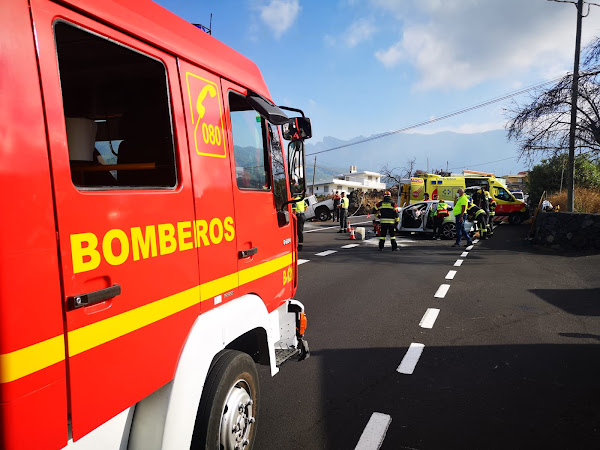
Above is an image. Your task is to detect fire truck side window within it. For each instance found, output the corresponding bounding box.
[269,123,289,224]
[54,22,177,189]
[229,93,271,191]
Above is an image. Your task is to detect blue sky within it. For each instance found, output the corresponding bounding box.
[155,0,600,175]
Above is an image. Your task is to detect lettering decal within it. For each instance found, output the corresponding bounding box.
[70,216,236,274]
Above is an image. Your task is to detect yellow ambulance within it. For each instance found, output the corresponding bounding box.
[405,174,529,225]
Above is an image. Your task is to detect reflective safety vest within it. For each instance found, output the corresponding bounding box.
[435,201,449,217]
[292,196,306,213]
[376,199,398,224]
[340,197,349,209]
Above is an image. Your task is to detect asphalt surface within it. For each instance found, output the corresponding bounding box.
[254,216,600,450]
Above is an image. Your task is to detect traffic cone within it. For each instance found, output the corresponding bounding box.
[367,213,371,218]
[347,220,351,232]
[350,227,356,240]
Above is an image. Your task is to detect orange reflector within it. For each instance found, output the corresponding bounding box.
[298,312,307,336]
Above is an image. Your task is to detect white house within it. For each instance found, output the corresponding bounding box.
[307,166,387,196]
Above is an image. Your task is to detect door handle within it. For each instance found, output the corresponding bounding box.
[238,247,258,259]
[68,284,121,311]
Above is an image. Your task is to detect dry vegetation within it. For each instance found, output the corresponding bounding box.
[547,187,600,213]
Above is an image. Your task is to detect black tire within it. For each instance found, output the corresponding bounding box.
[509,214,523,225]
[442,222,456,239]
[316,207,331,221]
[191,350,260,450]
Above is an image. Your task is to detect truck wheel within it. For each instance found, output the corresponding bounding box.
[442,223,456,239]
[509,214,523,225]
[191,350,259,450]
[316,207,331,221]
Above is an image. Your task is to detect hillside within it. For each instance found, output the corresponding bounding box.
[304,129,531,179]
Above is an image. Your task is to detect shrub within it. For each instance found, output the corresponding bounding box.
[547,187,600,213]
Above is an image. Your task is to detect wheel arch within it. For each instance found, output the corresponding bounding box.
[127,294,280,450]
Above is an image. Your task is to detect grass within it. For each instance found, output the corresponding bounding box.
[547,187,600,213]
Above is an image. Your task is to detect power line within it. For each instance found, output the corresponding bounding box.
[448,155,518,171]
[306,76,567,157]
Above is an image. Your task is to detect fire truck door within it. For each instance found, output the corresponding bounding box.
[221,81,294,312]
[178,61,240,313]
[32,6,199,440]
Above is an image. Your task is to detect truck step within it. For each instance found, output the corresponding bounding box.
[275,339,309,367]
[275,348,301,367]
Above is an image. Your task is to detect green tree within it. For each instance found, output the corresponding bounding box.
[527,154,600,204]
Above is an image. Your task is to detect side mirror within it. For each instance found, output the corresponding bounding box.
[282,117,312,141]
[246,92,289,125]
[288,140,306,198]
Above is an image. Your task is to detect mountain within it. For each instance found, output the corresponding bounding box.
[304,130,530,181]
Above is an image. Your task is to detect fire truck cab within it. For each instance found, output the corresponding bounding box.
[0,1,311,449]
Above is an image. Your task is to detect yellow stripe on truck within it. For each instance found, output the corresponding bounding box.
[0,335,65,384]
[1,253,292,382]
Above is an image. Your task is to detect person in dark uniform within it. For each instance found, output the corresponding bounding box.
[375,191,399,251]
[332,191,341,222]
[292,194,306,250]
[466,201,488,240]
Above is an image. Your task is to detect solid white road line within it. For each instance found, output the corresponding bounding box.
[454,259,463,267]
[461,251,469,257]
[445,270,457,280]
[305,226,341,232]
[355,412,392,450]
[434,284,451,298]
[298,259,310,265]
[419,308,440,329]
[305,219,373,233]
[397,343,425,374]
[466,245,474,251]
[365,237,415,246]
[341,244,360,249]
[315,250,337,256]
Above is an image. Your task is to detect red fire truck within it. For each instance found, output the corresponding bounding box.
[0,1,311,448]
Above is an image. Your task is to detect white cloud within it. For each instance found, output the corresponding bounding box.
[344,20,376,47]
[259,0,301,39]
[326,19,377,48]
[372,0,600,91]
[375,41,403,67]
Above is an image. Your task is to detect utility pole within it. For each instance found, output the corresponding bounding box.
[312,156,316,196]
[567,0,584,212]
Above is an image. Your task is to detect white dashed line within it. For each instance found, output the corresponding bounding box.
[354,412,392,450]
[419,308,440,329]
[341,244,360,249]
[466,245,474,251]
[473,239,479,244]
[315,250,337,256]
[454,259,463,267]
[445,270,457,280]
[434,284,451,298]
[461,251,469,257]
[297,259,310,265]
[397,343,425,375]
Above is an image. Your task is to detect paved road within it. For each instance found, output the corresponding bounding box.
[255,218,600,450]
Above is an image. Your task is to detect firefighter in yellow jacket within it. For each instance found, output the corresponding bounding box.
[376,191,399,251]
